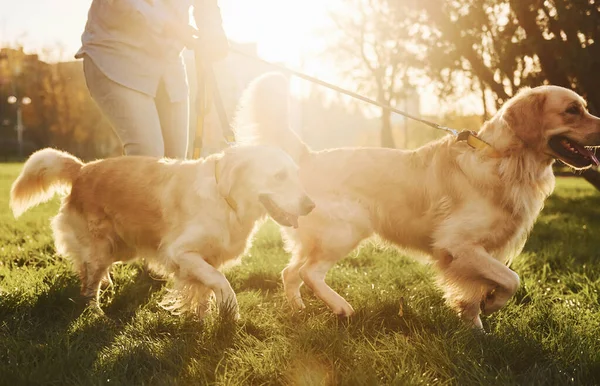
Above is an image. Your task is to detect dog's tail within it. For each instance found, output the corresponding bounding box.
[233,72,310,164]
[10,148,83,218]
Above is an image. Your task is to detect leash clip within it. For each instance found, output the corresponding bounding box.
[456,130,476,143]
[456,130,499,157]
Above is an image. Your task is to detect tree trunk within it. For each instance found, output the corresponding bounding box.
[508,0,571,88]
[380,108,395,148]
[404,116,409,148]
[480,78,489,122]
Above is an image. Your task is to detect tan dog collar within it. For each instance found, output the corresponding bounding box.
[457,130,501,158]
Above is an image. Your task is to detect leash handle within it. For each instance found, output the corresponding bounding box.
[192,52,234,159]
[204,64,235,144]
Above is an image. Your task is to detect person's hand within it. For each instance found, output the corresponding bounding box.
[164,21,229,62]
[192,0,230,62]
[164,21,196,47]
[187,34,229,63]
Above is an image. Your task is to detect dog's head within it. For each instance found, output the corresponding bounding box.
[501,85,600,169]
[216,145,314,227]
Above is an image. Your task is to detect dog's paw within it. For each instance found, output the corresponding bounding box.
[288,295,306,311]
[332,302,355,318]
[81,299,106,318]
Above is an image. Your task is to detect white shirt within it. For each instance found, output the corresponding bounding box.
[76,0,193,102]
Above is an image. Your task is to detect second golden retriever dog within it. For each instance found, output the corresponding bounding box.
[234,72,600,328]
[10,145,315,318]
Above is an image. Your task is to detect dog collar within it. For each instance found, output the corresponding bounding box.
[214,160,238,212]
[456,130,501,157]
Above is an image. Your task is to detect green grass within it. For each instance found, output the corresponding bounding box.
[1,164,600,386]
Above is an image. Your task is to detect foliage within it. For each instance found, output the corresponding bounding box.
[394,0,600,114]
[327,0,424,147]
[0,47,120,160]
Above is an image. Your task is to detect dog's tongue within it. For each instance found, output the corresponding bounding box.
[572,141,600,166]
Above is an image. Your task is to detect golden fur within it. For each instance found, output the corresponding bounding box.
[10,145,314,317]
[234,73,600,328]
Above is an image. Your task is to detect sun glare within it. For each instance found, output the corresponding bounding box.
[219,0,337,67]
[1,0,469,114]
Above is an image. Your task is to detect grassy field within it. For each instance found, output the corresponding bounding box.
[1,163,600,385]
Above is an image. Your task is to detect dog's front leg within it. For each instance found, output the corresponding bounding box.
[436,246,520,328]
[174,252,239,319]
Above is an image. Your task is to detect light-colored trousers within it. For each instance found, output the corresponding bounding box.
[83,56,189,158]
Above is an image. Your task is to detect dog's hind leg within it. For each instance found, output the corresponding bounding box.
[287,203,371,317]
[300,251,355,317]
[282,251,307,310]
[52,208,113,307]
[79,245,114,306]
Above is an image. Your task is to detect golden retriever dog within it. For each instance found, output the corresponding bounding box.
[234,72,600,328]
[9,145,315,317]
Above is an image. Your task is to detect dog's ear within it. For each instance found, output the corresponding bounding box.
[502,90,547,146]
[216,153,244,199]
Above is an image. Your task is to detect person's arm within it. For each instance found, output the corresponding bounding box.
[112,0,168,34]
[115,0,229,61]
[191,0,229,62]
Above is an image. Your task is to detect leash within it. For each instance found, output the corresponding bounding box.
[192,54,234,160]
[205,64,234,144]
[192,46,497,157]
[228,47,497,155]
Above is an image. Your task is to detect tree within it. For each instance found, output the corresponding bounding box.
[327,0,423,148]
[390,0,600,186]
[398,0,600,114]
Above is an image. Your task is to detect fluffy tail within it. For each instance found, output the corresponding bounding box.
[233,72,310,163]
[10,148,83,218]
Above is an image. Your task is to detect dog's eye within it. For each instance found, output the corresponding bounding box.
[565,105,580,115]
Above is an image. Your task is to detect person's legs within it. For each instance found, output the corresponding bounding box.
[155,79,189,159]
[83,56,165,157]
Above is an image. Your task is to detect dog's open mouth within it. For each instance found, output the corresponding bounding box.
[548,135,600,169]
[259,194,299,228]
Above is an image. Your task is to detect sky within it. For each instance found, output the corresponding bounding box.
[0,0,335,64]
[0,0,483,115]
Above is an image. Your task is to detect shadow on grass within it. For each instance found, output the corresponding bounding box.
[92,310,240,385]
[102,267,167,319]
[0,266,174,384]
[233,270,281,294]
[544,193,600,222]
[0,261,247,385]
[525,194,600,268]
[282,286,600,385]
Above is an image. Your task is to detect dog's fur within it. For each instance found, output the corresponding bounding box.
[10,145,314,317]
[234,73,600,328]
